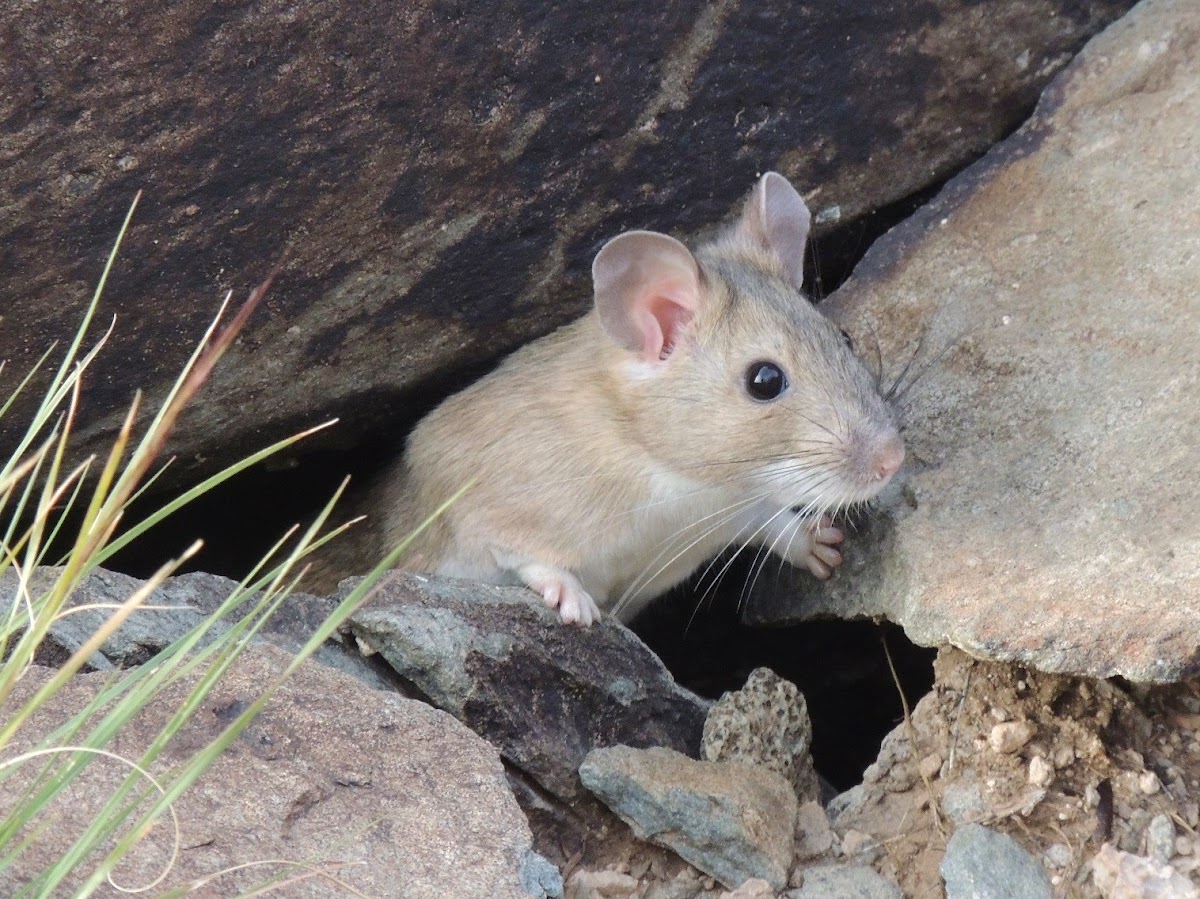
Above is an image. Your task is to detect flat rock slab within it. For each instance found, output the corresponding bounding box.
[0,644,556,898]
[346,573,708,822]
[750,0,1200,682]
[0,0,1134,485]
[579,745,797,891]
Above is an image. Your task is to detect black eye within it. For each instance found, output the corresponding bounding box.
[744,361,788,401]
[839,328,854,350]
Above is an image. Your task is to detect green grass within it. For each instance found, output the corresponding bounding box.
[0,195,445,896]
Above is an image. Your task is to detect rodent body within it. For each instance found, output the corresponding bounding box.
[377,173,904,625]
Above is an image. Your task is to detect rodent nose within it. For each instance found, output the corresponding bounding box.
[873,435,905,482]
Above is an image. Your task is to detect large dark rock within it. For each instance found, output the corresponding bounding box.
[0,0,1134,485]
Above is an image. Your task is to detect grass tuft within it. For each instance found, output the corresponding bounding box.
[0,197,440,896]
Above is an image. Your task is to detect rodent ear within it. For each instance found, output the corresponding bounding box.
[736,171,812,291]
[592,230,701,364]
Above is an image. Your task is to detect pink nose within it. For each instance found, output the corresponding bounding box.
[873,435,905,482]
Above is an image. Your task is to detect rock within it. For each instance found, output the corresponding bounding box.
[1145,813,1176,865]
[1028,755,1054,788]
[0,0,1136,492]
[989,720,1036,755]
[701,667,819,803]
[940,824,1052,899]
[747,0,1200,682]
[1046,843,1074,869]
[718,879,775,899]
[2,565,389,690]
[936,772,984,825]
[579,745,797,891]
[566,869,640,899]
[1091,843,1199,898]
[346,572,708,843]
[0,644,555,898]
[794,801,837,861]
[787,864,903,899]
[645,869,706,899]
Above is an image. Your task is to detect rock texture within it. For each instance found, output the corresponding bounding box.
[749,0,1200,682]
[0,0,1134,485]
[2,565,389,689]
[701,667,819,804]
[0,644,557,898]
[346,573,709,844]
[1091,843,1200,899]
[940,824,1052,899]
[579,745,797,890]
[788,864,903,899]
[823,648,1200,897]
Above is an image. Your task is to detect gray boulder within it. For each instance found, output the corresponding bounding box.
[0,643,558,898]
[749,0,1200,682]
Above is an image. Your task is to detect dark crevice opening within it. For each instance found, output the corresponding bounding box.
[630,577,937,792]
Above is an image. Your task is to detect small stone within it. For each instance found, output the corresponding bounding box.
[1054,747,1075,768]
[1084,783,1102,810]
[919,753,943,781]
[840,830,882,863]
[940,824,1052,899]
[1139,771,1162,795]
[580,746,797,891]
[941,774,988,826]
[1091,843,1199,899]
[645,869,704,899]
[1177,837,1193,856]
[788,863,903,898]
[1028,756,1054,788]
[718,879,774,899]
[1146,814,1176,864]
[989,721,1035,754]
[795,801,836,861]
[566,869,639,899]
[1045,843,1072,869]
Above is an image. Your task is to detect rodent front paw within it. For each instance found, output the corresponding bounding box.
[805,516,845,578]
[518,564,602,627]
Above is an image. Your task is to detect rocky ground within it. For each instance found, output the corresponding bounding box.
[1,0,1197,896]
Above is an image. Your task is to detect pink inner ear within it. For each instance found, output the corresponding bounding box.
[638,291,695,362]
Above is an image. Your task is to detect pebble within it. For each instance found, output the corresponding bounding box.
[919,753,943,781]
[1146,813,1176,864]
[1045,843,1072,869]
[1138,770,1162,795]
[1028,755,1054,787]
[988,721,1035,754]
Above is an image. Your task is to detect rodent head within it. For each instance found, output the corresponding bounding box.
[592,172,904,517]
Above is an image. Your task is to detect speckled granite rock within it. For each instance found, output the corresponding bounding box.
[749,0,1200,682]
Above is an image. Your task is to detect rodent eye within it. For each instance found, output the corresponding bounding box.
[744,361,788,402]
[839,328,854,350]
